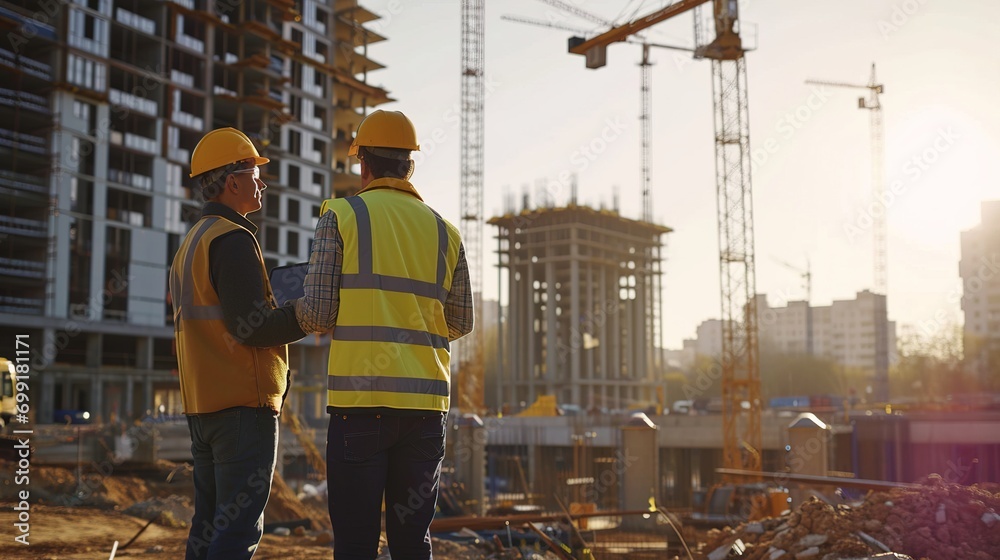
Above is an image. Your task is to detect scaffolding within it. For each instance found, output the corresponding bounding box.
[490,205,670,413]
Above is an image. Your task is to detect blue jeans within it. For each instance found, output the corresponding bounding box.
[327,412,447,560]
[185,407,278,560]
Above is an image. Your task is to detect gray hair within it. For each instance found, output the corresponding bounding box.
[198,160,249,201]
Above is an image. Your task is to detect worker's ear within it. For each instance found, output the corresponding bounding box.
[226,173,240,193]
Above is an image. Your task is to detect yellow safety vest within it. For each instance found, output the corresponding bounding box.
[169,216,289,414]
[323,183,462,412]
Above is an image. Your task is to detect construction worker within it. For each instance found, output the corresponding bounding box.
[169,128,306,560]
[296,110,474,560]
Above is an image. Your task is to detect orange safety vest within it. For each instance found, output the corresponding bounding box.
[170,216,289,414]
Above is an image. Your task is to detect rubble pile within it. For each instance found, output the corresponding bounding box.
[702,476,1000,560]
[0,460,152,508]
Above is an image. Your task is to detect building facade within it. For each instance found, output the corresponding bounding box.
[0,0,389,424]
[689,291,896,373]
[961,200,1000,387]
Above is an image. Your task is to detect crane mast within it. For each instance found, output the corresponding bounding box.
[569,0,762,476]
[805,64,888,402]
[460,0,485,413]
[640,43,652,223]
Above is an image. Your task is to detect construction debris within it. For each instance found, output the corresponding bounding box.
[123,495,193,528]
[700,475,1000,560]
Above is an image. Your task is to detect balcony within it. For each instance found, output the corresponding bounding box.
[304,51,326,64]
[0,214,47,238]
[109,88,158,117]
[0,257,45,280]
[212,52,239,65]
[69,32,109,58]
[176,32,205,53]
[268,55,284,74]
[168,146,190,163]
[170,69,195,88]
[300,115,323,131]
[302,82,324,98]
[0,169,48,197]
[0,48,51,80]
[0,5,56,42]
[0,127,45,155]
[212,85,237,97]
[108,169,153,191]
[115,8,156,35]
[124,132,158,155]
[0,295,44,315]
[172,110,204,131]
[0,88,49,114]
[303,181,321,198]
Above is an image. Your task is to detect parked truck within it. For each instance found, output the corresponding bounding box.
[0,357,17,430]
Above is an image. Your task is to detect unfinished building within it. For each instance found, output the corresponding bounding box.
[489,204,670,412]
[0,0,389,424]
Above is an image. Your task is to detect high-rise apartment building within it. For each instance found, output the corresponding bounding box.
[0,0,390,424]
[689,291,896,374]
[761,291,896,373]
[961,200,1000,385]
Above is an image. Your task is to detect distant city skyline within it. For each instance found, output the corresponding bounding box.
[362,0,1000,348]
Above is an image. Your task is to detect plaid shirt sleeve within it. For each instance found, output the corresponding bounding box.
[446,243,475,341]
[295,210,341,334]
[296,210,473,339]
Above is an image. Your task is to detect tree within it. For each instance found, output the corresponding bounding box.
[892,324,981,401]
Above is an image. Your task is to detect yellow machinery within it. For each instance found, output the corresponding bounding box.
[0,357,18,430]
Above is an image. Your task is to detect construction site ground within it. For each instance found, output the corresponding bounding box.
[3,458,999,559]
[0,460,510,559]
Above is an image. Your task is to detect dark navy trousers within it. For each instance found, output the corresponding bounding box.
[326,411,447,560]
[185,407,278,560]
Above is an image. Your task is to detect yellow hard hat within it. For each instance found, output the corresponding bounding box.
[348,110,420,157]
[189,128,270,177]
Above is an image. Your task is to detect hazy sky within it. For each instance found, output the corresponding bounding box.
[358,0,1000,348]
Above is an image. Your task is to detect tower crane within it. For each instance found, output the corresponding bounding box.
[538,0,614,27]
[806,64,888,402]
[568,0,762,476]
[806,64,886,294]
[502,14,691,223]
[774,257,813,355]
[459,0,485,413]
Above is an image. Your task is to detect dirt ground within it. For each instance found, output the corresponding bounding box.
[0,504,339,559]
[0,460,495,559]
[0,504,505,559]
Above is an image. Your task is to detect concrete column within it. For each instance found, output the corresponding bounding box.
[454,414,487,516]
[526,260,535,406]
[586,262,595,384]
[125,377,135,420]
[86,333,102,368]
[136,336,153,369]
[90,373,103,423]
[143,376,153,416]
[620,413,659,529]
[513,263,523,407]
[788,413,830,506]
[40,371,55,425]
[545,261,557,384]
[598,266,608,391]
[570,245,581,405]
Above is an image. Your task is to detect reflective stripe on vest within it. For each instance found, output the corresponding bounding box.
[334,196,451,305]
[171,216,288,414]
[326,189,460,411]
[172,217,225,322]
